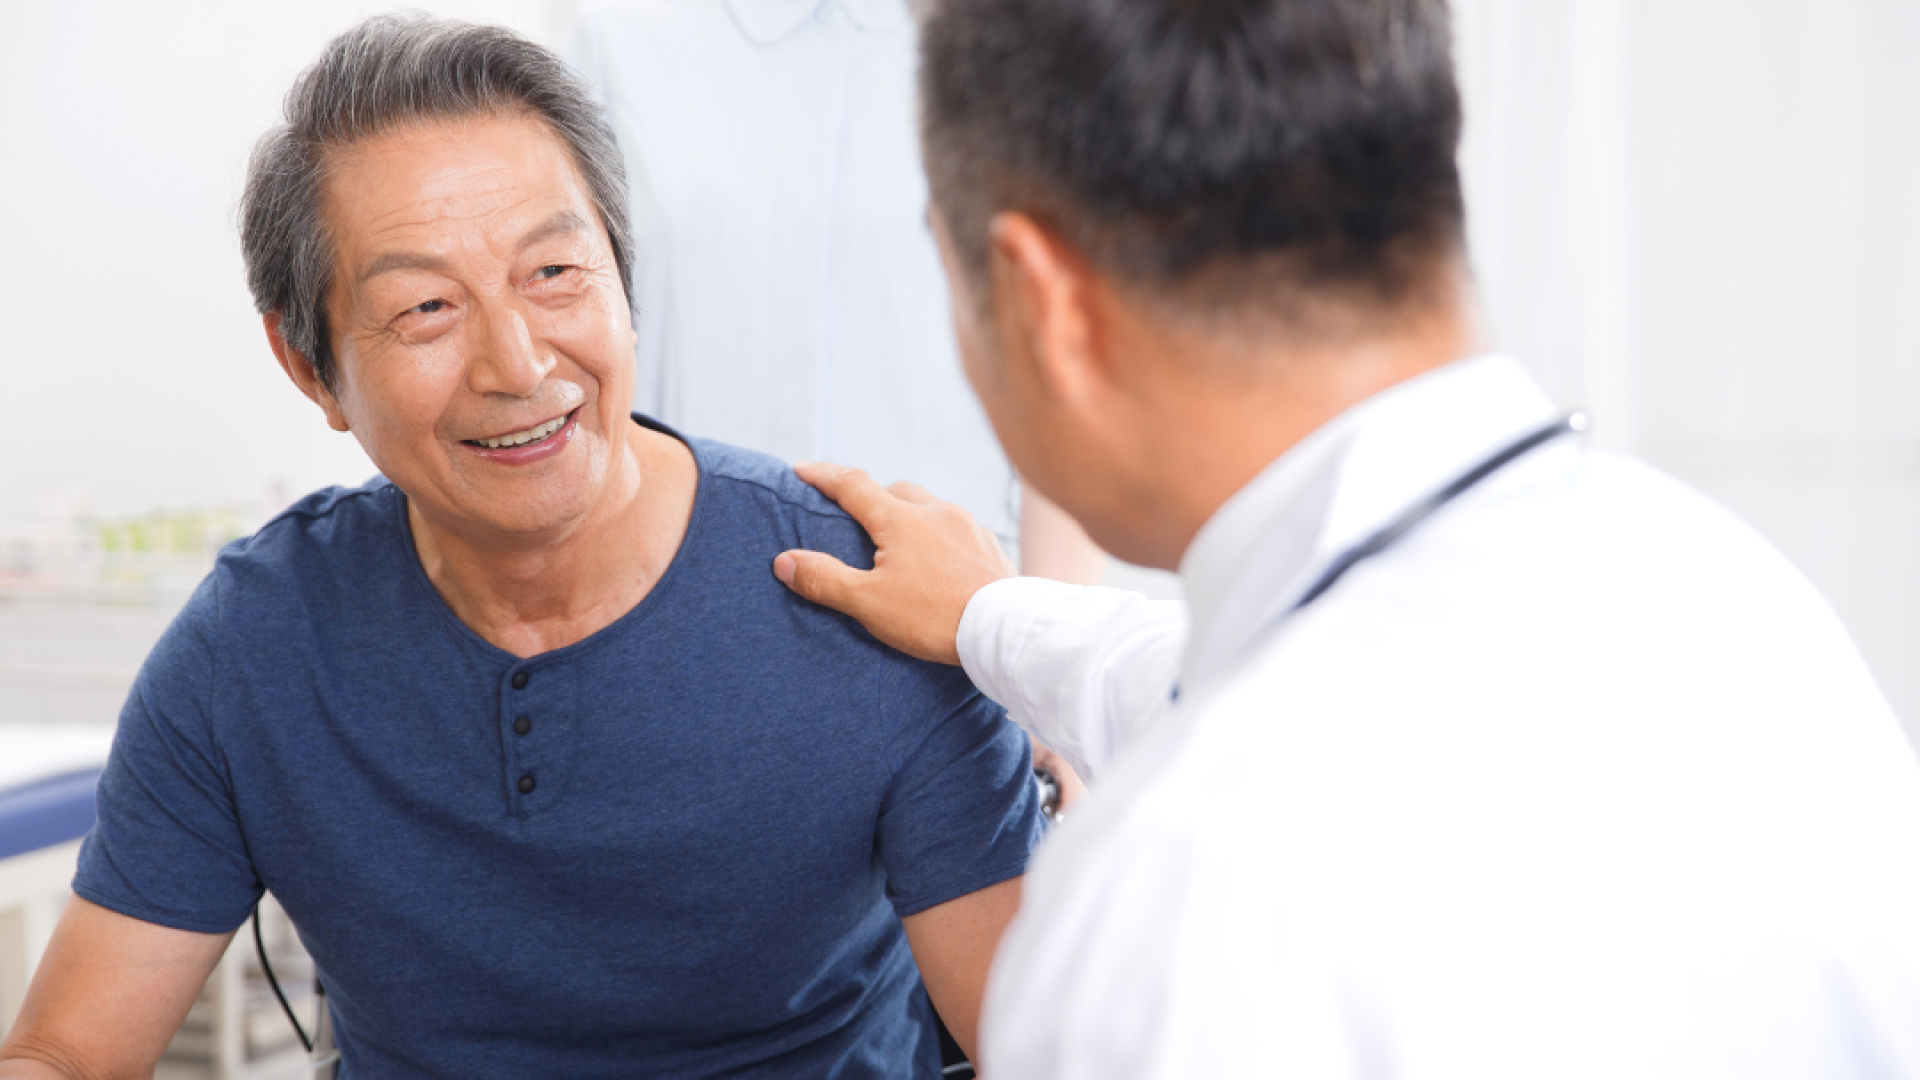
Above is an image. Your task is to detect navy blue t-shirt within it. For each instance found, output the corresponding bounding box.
[74,419,1042,1078]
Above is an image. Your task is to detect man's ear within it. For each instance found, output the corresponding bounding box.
[264,314,350,433]
[986,213,1104,406]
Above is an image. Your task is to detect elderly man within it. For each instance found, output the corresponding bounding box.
[0,16,1038,1079]
[772,0,1920,1076]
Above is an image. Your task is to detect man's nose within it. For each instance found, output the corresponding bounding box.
[467,304,554,398]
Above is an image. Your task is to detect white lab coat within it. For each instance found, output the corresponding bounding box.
[568,0,1017,536]
[959,355,1920,1079]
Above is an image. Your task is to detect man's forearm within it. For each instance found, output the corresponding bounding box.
[901,876,1025,1063]
[0,898,232,1080]
[0,1048,86,1080]
[957,578,1185,781]
[1018,488,1108,585]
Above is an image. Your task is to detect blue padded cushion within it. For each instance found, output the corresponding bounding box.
[0,769,102,861]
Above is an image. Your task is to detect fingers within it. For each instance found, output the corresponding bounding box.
[772,549,867,616]
[793,461,898,532]
[885,480,937,507]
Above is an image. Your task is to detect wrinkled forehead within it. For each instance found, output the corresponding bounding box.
[317,111,605,285]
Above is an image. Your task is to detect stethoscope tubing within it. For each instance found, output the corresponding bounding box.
[1290,412,1588,613]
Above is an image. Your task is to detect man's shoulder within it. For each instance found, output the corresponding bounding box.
[207,476,401,601]
[123,478,403,722]
[683,436,989,700]
[225,476,395,558]
[692,437,872,555]
[1534,448,1840,621]
[1178,440,1898,807]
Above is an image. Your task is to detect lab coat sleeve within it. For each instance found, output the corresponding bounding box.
[955,577,1184,781]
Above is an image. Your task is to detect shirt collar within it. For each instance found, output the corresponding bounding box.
[725,0,908,44]
[1176,353,1559,694]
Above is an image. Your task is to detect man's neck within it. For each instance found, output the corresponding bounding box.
[1120,301,1484,569]
[408,423,698,658]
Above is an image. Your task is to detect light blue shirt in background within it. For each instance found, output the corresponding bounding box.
[568,0,1017,538]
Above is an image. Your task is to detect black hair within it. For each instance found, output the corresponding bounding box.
[919,0,1466,323]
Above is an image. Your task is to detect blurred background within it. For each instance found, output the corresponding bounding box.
[7,0,1911,738]
[0,0,1913,1068]
[0,0,1912,800]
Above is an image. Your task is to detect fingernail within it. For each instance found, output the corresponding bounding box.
[773,553,796,586]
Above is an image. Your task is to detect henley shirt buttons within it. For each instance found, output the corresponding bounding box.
[514,717,531,736]
[511,671,529,690]
[518,774,536,795]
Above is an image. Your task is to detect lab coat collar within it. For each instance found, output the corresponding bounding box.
[1176,354,1559,696]
[726,0,908,45]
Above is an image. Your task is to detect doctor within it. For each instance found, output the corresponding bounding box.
[773,0,1920,1075]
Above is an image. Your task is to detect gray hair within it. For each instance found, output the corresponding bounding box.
[240,14,633,390]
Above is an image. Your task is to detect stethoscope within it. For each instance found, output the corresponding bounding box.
[1290,411,1587,613]
[250,902,340,1078]
[1173,411,1586,705]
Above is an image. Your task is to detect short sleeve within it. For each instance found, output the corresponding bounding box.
[72,572,263,933]
[874,662,1044,918]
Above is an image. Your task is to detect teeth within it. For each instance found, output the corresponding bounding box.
[477,413,567,450]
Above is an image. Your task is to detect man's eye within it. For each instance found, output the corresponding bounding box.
[407,299,449,316]
[534,265,570,281]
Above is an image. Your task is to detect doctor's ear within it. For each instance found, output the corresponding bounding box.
[264,313,350,433]
[987,212,1104,404]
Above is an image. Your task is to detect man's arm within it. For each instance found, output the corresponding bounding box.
[0,897,232,1079]
[1017,488,1107,585]
[956,578,1182,782]
[900,876,1023,1063]
[773,463,1184,777]
[1017,488,1105,811]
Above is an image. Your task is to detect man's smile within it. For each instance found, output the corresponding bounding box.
[464,406,578,448]
[460,405,583,462]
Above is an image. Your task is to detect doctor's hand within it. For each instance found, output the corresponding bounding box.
[774,462,1015,666]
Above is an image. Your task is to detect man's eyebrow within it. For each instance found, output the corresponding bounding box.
[517,210,590,254]
[355,212,590,284]
[358,251,451,284]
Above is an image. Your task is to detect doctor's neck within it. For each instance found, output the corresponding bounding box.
[1065,257,1487,570]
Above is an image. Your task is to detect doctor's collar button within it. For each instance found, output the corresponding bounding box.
[518,774,536,795]
[511,671,529,690]
[513,717,532,736]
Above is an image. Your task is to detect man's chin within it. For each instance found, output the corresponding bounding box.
[464,488,604,541]
[408,468,608,546]
[383,428,626,546]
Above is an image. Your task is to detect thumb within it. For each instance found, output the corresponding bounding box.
[773,549,867,615]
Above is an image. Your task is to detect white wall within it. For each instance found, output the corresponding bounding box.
[0,0,583,526]
[5,0,1914,739]
[1456,0,1920,743]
